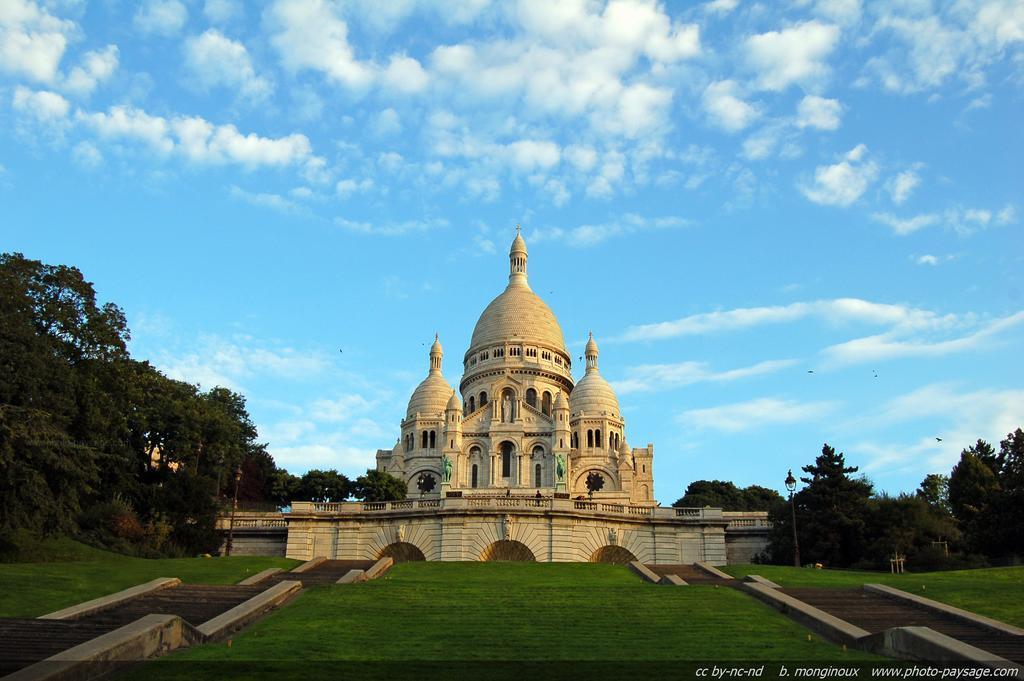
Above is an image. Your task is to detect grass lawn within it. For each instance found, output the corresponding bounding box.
[721,564,1024,627]
[131,562,881,681]
[0,534,298,618]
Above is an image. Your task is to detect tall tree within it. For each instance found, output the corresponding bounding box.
[767,444,873,567]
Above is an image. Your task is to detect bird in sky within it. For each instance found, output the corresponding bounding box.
[807,370,815,374]
[873,370,878,378]
[338,349,343,354]
[935,437,943,442]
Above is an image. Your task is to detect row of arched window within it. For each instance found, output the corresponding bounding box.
[464,443,547,487]
[569,429,622,450]
[405,430,438,451]
[465,347,569,370]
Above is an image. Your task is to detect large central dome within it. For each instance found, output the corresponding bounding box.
[470,286,567,352]
[467,229,568,355]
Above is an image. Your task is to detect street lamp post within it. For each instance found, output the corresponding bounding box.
[785,469,801,568]
[225,465,242,557]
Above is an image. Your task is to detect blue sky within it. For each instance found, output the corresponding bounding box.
[2,0,1022,503]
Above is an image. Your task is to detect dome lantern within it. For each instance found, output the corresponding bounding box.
[509,225,528,287]
[429,333,443,374]
[585,331,599,374]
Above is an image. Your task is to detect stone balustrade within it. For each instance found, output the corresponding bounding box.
[288,497,730,522]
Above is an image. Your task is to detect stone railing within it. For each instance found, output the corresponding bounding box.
[288,497,723,522]
[214,512,287,530]
[722,511,772,530]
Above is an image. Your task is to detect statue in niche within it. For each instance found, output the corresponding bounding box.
[502,395,513,422]
[442,454,453,483]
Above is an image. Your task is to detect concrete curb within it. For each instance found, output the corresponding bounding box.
[628,561,661,583]
[363,557,394,581]
[5,614,195,681]
[336,569,365,584]
[236,568,284,586]
[660,574,688,586]
[289,556,327,573]
[744,575,782,589]
[864,584,1024,638]
[38,578,181,621]
[740,582,869,646]
[861,626,1023,670]
[196,580,302,640]
[694,562,734,580]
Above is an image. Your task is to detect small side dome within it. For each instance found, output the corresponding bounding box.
[407,374,454,418]
[571,372,621,417]
[554,390,569,410]
[446,390,461,411]
[571,333,620,417]
[618,439,631,456]
[407,335,454,417]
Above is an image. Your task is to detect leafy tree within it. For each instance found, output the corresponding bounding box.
[353,469,407,502]
[673,480,784,511]
[767,443,873,567]
[916,474,951,516]
[295,469,351,502]
[859,493,962,570]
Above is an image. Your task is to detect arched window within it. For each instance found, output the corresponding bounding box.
[587,430,594,448]
[595,429,602,448]
[559,438,564,448]
[542,391,552,415]
[533,445,544,458]
[535,463,542,487]
[480,392,488,407]
[471,464,478,488]
[429,431,436,449]
[526,388,537,408]
[468,396,475,412]
[501,441,513,478]
[421,431,428,448]
[572,432,578,449]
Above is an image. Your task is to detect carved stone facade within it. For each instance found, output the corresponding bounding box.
[375,229,655,504]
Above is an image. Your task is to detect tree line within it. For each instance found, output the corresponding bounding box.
[676,434,1023,570]
[0,253,405,558]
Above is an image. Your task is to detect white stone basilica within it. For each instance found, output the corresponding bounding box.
[375,229,655,504]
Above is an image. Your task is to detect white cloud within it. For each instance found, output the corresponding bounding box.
[382,54,429,93]
[871,212,939,235]
[872,203,1016,236]
[12,85,69,121]
[849,383,1024,474]
[373,108,402,136]
[229,185,301,214]
[183,30,271,100]
[614,358,797,394]
[157,334,330,390]
[915,254,939,266]
[133,0,188,36]
[796,95,842,130]
[745,20,841,91]
[617,297,955,343]
[532,213,688,247]
[0,0,74,83]
[799,144,878,207]
[506,139,560,171]
[336,177,374,198]
[679,397,837,432]
[76,105,325,173]
[703,0,739,15]
[72,140,102,168]
[266,0,374,88]
[63,45,119,97]
[887,168,920,204]
[823,311,1024,365]
[702,80,759,132]
[334,217,448,236]
[204,0,241,24]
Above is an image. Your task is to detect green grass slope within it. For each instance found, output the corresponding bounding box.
[0,534,298,618]
[135,562,879,681]
[721,564,1024,627]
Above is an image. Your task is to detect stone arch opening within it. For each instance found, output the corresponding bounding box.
[589,545,637,564]
[480,540,536,562]
[378,542,426,562]
[500,440,514,478]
